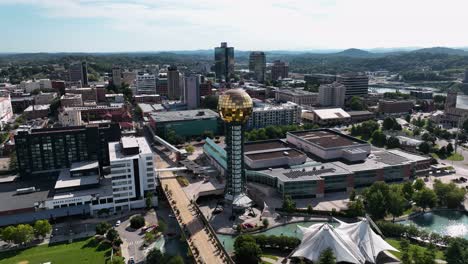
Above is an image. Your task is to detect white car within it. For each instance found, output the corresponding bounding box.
[116,220,121,227]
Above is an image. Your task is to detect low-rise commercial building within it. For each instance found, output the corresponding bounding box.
[378,100,414,114]
[34,92,57,105]
[58,108,82,126]
[148,109,219,138]
[275,89,318,106]
[65,87,97,103]
[61,93,83,107]
[203,129,431,199]
[302,108,351,126]
[24,105,50,119]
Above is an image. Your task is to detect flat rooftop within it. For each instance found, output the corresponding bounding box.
[52,178,112,200]
[149,109,218,123]
[246,149,305,161]
[312,108,350,120]
[289,129,367,148]
[244,140,289,152]
[262,162,349,182]
[109,136,152,161]
[0,178,54,212]
[55,169,99,190]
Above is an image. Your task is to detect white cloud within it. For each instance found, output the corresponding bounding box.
[2,0,468,51]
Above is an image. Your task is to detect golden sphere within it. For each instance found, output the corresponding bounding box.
[218,88,253,123]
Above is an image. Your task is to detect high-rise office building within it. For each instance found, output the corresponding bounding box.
[319,82,346,107]
[271,60,289,80]
[337,73,369,97]
[167,66,181,100]
[445,90,458,110]
[15,124,121,178]
[249,51,266,83]
[218,89,253,209]
[214,42,234,82]
[69,62,88,87]
[156,76,168,97]
[184,75,201,109]
[136,74,156,94]
[112,66,122,88]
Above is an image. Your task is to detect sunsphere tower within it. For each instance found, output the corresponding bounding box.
[218,89,253,209]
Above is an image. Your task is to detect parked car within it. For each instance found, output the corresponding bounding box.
[115,220,121,227]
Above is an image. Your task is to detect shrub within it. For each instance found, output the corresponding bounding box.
[130,215,145,229]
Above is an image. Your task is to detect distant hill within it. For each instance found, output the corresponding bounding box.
[331,48,374,58]
[411,47,468,55]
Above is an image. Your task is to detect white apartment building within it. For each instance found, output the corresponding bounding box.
[108,137,157,211]
[20,79,52,93]
[0,95,13,126]
[136,74,156,94]
[318,82,346,107]
[246,102,302,130]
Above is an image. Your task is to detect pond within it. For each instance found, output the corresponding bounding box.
[217,221,329,253]
[400,210,468,239]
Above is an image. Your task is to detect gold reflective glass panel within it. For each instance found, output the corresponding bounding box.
[218,89,253,123]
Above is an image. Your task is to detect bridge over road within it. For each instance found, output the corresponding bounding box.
[156,155,232,264]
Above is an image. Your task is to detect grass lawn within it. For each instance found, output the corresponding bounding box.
[446,153,464,161]
[261,254,279,261]
[385,238,445,260]
[0,237,113,264]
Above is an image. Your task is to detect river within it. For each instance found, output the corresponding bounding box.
[369,87,468,109]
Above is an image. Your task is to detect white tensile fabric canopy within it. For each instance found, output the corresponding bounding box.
[261,202,279,219]
[291,219,398,263]
[334,218,398,263]
[292,223,366,263]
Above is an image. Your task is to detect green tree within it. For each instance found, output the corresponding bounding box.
[365,190,387,219]
[347,199,366,217]
[383,117,395,130]
[235,241,262,264]
[387,190,406,221]
[414,178,425,191]
[371,130,387,147]
[400,239,411,264]
[144,232,156,244]
[106,228,119,243]
[386,136,400,149]
[1,226,16,244]
[282,195,296,213]
[418,142,431,154]
[421,243,436,264]
[95,222,112,235]
[185,144,195,154]
[349,189,356,201]
[413,188,437,211]
[130,215,145,229]
[445,238,468,264]
[402,181,414,201]
[33,220,52,239]
[145,191,154,209]
[350,96,365,111]
[446,143,454,154]
[405,115,411,123]
[13,224,34,245]
[433,180,466,208]
[146,248,167,264]
[49,98,61,117]
[167,256,184,264]
[200,95,218,110]
[157,220,167,233]
[262,218,269,228]
[318,248,336,264]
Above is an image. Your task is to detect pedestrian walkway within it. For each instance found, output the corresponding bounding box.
[157,155,232,264]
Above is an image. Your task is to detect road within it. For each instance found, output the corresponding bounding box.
[156,154,229,264]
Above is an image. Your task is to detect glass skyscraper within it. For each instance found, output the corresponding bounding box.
[214,42,234,82]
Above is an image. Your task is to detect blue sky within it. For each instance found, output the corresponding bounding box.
[1,0,468,52]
